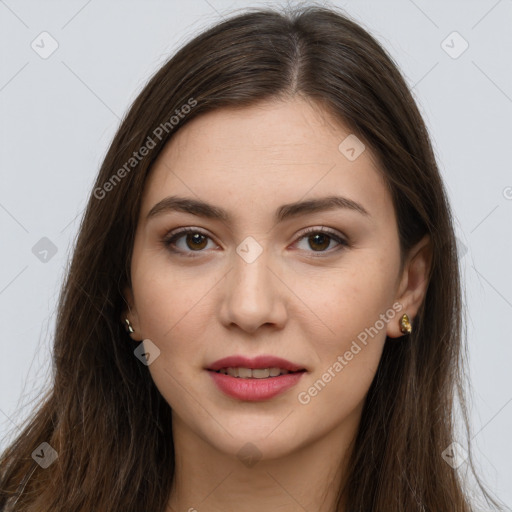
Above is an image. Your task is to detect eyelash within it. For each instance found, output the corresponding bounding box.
[162,226,349,258]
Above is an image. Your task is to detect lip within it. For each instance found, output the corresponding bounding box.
[206,355,307,401]
[207,371,305,401]
[207,355,306,372]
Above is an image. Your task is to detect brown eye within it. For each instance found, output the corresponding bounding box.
[294,228,348,255]
[163,226,348,258]
[163,228,214,256]
[307,233,331,251]
[184,232,208,250]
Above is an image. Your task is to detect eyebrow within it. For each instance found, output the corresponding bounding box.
[146,194,370,223]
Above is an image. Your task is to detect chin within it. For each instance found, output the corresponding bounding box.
[197,417,308,461]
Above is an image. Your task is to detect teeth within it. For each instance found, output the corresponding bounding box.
[238,367,252,378]
[252,368,270,378]
[217,367,292,378]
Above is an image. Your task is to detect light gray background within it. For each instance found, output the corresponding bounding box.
[1,0,511,508]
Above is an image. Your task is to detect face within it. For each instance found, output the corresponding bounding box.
[123,97,430,460]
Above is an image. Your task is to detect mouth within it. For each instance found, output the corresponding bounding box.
[206,355,307,401]
[207,354,306,373]
[207,369,306,401]
[208,367,305,379]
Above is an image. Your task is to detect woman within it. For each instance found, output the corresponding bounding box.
[0,5,503,511]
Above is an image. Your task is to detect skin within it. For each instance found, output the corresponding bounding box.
[122,96,432,512]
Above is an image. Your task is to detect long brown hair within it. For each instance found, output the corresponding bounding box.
[0,5,503,511]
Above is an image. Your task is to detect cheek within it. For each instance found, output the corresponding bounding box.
[296,294,391,416]
[296,255,397,407]
[304,251,397,347]
[131,253,220,360]
[130,262,215,412]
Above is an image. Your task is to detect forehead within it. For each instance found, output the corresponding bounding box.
[140,97,394,226]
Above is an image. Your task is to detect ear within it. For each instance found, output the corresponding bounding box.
[386,234,432,338]
[121,285,143,341]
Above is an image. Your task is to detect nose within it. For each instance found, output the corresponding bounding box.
[218,244,288,334]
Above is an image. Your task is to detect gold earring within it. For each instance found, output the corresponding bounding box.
[399,313,412,335]
[124,318,134,334]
